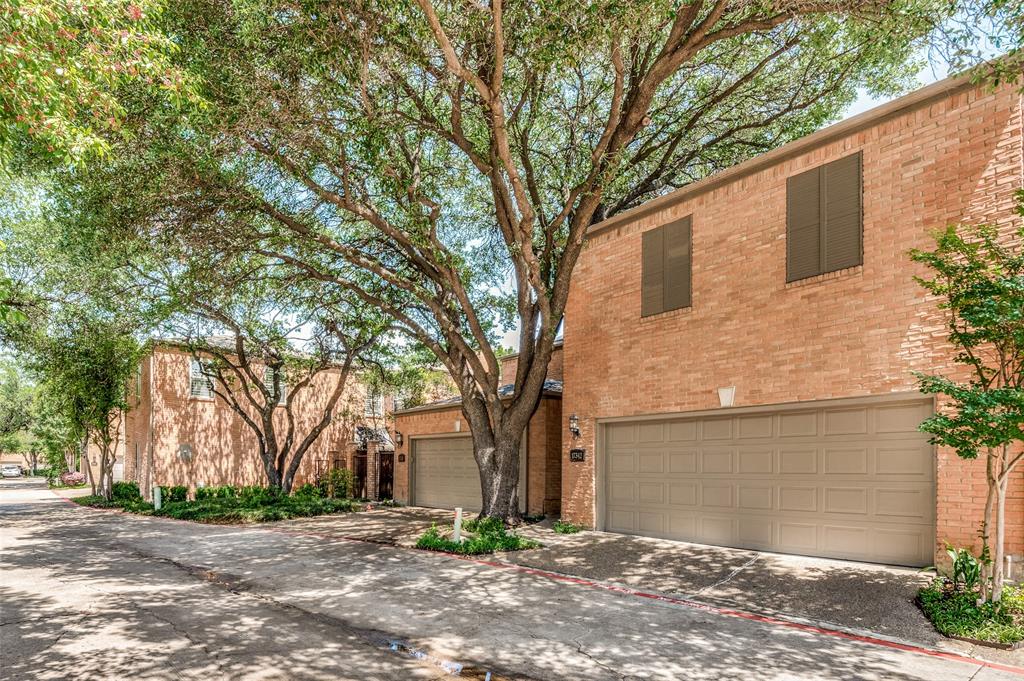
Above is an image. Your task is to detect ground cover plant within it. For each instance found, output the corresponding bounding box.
[73,484,357,524]
[415,516,539,555]
[918,580,1024,645]
[553,520,582,535]
[918,544,1024,646]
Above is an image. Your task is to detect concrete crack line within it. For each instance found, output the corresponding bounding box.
[688,553,760,598]
[572,637,635,681]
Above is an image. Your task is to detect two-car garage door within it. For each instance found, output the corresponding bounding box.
[603,397,935,566]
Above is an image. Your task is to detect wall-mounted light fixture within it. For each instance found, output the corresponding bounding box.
[718,386,736,408]
[568,413,581,439]
[394,430,403,447]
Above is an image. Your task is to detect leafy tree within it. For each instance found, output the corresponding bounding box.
[30,382,86,475]
[0,358,32,439]
[147,255,391,494]
[0,0,192,164]
[911,193,1024,604]
[28,314,141,497]
[60,1,988,520]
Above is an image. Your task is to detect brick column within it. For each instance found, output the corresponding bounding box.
[366,440,379,500]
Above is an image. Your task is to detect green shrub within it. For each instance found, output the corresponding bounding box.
[111,481,142,502]
[195,485,237,500]
[163,485,188,502]
[154,495,355,523]
[292,482,323,498]
[415,518,539,555]
[919,581,1024,644]
[323,468,353,499]
[238,485,277,505]
[553,520,582,535]
[73,494,154,514]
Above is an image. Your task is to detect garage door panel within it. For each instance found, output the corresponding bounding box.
[412,437,482,511]
[779,448,817,474]
[779,411,818,437]
[738,485,773,510]
[604,398,935,566]
[738,450,773,474]
[876,446,932,476]
[738,415,773,439]
[638,451,666,473]
[779,486,818,512]
[667,421,698,442]
[824,487,869,515]
[701,483,733,508]
[701,449,734,473]
[702,418,733,440]
[668,482,698,506]
[738,517,773,545]
[876,403,932,433]
[824,448,868,475]
[668,451,697,473]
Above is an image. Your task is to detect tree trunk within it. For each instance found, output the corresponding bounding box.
[992,447,1010,602]
[465,407,528,522]
[978,450,996,604]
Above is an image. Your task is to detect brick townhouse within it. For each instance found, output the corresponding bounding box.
[122,340,404,499]
[392,344,564,517]
[559,73,1023,567]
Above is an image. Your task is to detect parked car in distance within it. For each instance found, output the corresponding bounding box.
[1,464,23,478]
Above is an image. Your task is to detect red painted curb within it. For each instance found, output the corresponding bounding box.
[55,496,1024,676]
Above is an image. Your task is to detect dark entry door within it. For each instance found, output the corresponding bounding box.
[377,451,394,500]
[352,453,368,499]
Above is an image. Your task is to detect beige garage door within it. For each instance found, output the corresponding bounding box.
[603,397,935,566]
[412,436,482,511]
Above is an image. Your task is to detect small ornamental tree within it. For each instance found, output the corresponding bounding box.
[911,194,1024,604]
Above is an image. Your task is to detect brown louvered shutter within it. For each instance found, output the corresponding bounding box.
[822,151,862,272]
[663,216,692,311]
[641,227,664,317]
[787,152,863,282]
[786,166,821,282]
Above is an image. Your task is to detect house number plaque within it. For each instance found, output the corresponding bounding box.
[569,448,586,462]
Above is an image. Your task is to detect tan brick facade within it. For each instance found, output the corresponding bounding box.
[562,79,1024,563]
[124,345,368,497]
[393,397,563,516]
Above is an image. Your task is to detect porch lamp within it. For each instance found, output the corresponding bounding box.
[394,430,403,447]
[568,413,581,439]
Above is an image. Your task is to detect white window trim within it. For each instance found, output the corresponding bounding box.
[263,367,287,406]
[364,391,384,417]
[189,358,214,400]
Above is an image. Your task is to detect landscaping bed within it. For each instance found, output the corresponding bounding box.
[918,580,1024,648]
[415,516,539,555]
[73,482,358,524]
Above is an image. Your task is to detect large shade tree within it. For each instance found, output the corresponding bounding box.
[68,0,978,520]
[139,251,393,494]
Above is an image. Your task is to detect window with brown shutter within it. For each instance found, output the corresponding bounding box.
[641,215,692,317]
[786,152,862,282]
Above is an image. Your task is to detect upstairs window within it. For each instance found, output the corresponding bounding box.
[263,368,287,405]
[189,358,214,399]
[364,391,384,417]
[641,215,692,317]
[786,152,863,282]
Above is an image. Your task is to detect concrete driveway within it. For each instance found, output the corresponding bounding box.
[3,483,1021,680]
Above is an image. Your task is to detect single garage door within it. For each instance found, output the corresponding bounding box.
[412,436,482,511]
[603,397,935,566]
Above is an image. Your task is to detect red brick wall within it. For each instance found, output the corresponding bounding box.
[394,397,562,516]
[500,343,564,386]
[127,346,362,494]
[562,81,1024,562]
